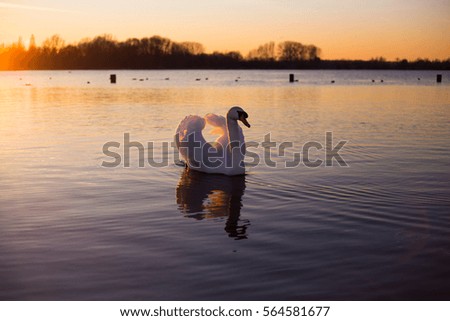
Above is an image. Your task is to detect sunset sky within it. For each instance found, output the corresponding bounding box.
[1,0,449,60]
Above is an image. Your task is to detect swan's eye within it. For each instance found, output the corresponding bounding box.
[237,111,248,119]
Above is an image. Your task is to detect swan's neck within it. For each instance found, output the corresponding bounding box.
[225,117,245,175]
[226,118,245,174]
[227,118,242,150]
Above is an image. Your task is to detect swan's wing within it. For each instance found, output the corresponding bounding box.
[204,113,245,150]
[175,115,208,166]
[204,113,227,145]
[176,115,206,141]
[205,113,226,129]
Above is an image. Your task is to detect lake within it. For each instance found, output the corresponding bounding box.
[0,69,449,300]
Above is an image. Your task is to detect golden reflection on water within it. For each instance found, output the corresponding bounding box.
[1,84,448,162]
[176,169,249,240]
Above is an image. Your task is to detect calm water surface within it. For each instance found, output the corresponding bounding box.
[0,70,449,300]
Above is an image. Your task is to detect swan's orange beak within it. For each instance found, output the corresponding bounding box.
[240,116,251,128]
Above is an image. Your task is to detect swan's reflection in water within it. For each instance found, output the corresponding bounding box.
[176,169,249,240]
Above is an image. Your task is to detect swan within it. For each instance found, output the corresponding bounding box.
[175,106,251,176]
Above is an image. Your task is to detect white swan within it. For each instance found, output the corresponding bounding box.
[175,106,251,176]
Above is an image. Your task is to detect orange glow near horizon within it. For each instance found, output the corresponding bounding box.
[1,0,449,60]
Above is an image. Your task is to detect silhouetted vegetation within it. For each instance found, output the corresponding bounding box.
[1,34,449,70]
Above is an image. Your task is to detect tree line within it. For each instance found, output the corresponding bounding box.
[1,34,448,70]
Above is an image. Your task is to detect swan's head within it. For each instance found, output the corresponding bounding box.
[227,106,251,128]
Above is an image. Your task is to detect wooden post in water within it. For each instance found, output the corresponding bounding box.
[289,74,294,83]
[436,74,442,83]
[110,74,117,84]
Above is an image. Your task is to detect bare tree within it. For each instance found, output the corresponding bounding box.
[42,35,65,53]
[29,34,36,50]
[179,42,205,55]
[247,41,275,60]
[278,41,321,61]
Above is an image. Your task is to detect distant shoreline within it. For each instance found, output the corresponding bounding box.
[2,35,448,71]
[3,59,449,71]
